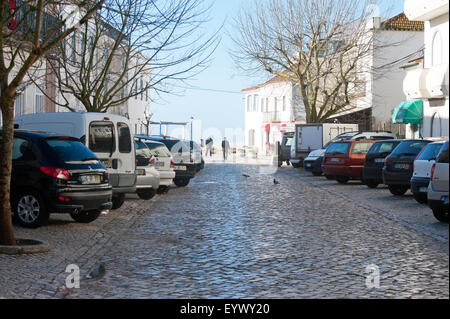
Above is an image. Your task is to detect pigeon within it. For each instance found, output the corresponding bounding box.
[86,262,106,280]
[273,179,280,185]
[242,174,250,178]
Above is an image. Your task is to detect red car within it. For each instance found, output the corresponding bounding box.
[322,140,377,184]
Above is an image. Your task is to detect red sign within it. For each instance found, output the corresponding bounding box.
[8,0,17,31]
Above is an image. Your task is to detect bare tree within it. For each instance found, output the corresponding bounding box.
[37,0,219,113]
[0,0,105,246]
[232,0,384,123]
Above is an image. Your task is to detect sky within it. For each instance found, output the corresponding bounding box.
[150,0,406,144]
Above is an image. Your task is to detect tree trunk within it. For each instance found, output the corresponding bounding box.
[0,96,16,246]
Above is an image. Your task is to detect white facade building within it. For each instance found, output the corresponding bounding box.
[242,75,306,154]
[402,0,449,138]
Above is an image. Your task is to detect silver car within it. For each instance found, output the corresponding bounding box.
[427,141,449,222]
[135,139,160,200]
[142,140,176,193]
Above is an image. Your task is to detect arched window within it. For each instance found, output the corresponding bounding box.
[432,32,443,66]
[431,112,442,137]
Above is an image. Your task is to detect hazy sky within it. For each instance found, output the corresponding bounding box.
[150,0,405,143]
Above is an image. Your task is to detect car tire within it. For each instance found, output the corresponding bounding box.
[388,185,409,196]
[137,189,156,200]
[312,172,322,176]
[336,176,349,184]
[111,194,125,210]
[412,193,428,204]
[70,210,101,223]
[13,190,49,228]
[432,208,449,223]
[325,175,335,180]
[365,180,379,189]
[174,177,190,187]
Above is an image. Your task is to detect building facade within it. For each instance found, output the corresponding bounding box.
[242,75,306,154]
[402,0,449,138]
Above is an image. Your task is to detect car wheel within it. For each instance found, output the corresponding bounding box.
[325,175,335,180]
[412,193,428,204]
[174,177,190,187]
[13,191,49,228]
[432,208,449,223]
[70,210,101,223]
[137,189,156,200]
[312,172,322,176]
[365,180,379,189]
[336,176,349,184]
[111,194,125,210]
[388,185,409,196]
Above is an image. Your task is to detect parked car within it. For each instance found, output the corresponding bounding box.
[187,140,205,172]
[304,131,397,177]
[362,140,403,188]
[134,139,160,200]
[14,112,136,210]
[144,136,196,187]
[140,139,176,193]
[1,130,112,228]
[382,139,432,196]
[427,141,449,222]
[411,140,447,204]
[322,140,377,184]
[276,132,294,167]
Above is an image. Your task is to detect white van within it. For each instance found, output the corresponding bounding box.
[14,112,136,209]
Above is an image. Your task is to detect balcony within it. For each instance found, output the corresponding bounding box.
[404,0,449,21]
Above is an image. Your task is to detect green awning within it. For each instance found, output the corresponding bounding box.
[392,100,423,124]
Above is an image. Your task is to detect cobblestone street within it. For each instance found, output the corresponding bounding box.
[1,163,448,299]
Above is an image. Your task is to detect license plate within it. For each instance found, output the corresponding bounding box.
[394,163,410,169]
[100,159,112,168]
[81,175,101,184]
[174,166,187,171]
[330,158,340,162]
[375,158,385,163]
[419,187,428,193]
[442,196,449,205]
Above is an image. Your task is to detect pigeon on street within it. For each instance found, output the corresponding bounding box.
[86,262,106,280]
[242,174,250,178]
[273,179,280,185]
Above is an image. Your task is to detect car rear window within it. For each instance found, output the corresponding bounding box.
[89,122,115,153]
[351,142,374,154]
[436,142,449,163]
[118,122,132,153]
[161,140,189,153]
[46,139,98,163]
[390,141,430,157]
[135,140,152,158]
[417,143,444,161]
[367,141,400,155]
[325,142,351,155]
[145,142,172,157]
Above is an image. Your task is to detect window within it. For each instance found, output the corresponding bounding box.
[266,98,269,112]
[121,54,126,69]
[80,32,85,54]
[46,138,98,163]
[261,99,264,112]
[436,142,449,163]
[140,79,143,100]
[351,142,373,154]
[417,143,444,161]
[145,142,172,157]
[35,86,44,113]
[325,142,351,155]
[247,95,253,112]
[135,81,138,99]
[432,32,443,66]
[89,122,115,153]
[283,96,286,111]
[14,93,25,117]
[145,82,149,101]
[253,95,258,112]
[71,32,77,63]
[118,122,132,153]
[120,82,125,99]
[12,138,35,161]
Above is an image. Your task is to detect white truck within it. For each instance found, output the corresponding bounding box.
[290,123,359,168]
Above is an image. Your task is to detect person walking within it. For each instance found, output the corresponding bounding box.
[222,137,230,160]
[206,136,213,157]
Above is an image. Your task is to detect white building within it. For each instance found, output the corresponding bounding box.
[242,75,306,154]
[329,13,424,137]
[401,0,449,138]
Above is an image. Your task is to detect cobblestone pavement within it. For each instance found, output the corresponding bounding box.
[0,164,448,299]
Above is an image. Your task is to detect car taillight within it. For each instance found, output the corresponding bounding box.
[40,167,69,180]
[384,156,389,167]
[430,163,436,181]
[170,160,175,169]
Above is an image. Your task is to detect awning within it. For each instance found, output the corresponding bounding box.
[392,100,423,124]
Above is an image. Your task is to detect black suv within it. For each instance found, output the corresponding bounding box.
[2,131,112,228]
[382,139,432,196]
[362,140,403,188]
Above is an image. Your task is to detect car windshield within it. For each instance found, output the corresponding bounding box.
[391,141,430,156]
[325,142,351,155]
[351,142,374,154]
[134,140,152,159]
[46,138,99,163]
[417,143,444,161]
[367,141,401,155]
[144,142,172,157]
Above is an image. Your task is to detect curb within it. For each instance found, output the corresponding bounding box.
[0,239,50,255]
